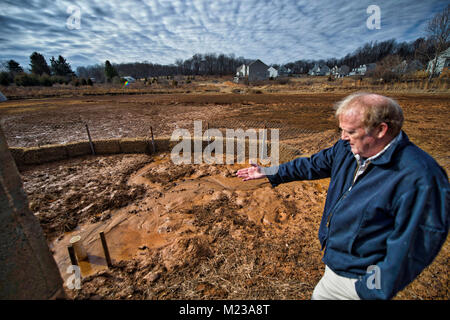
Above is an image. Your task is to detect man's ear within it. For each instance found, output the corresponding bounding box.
[376,122,389,138]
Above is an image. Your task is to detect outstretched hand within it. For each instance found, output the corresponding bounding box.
[236,163,266,181]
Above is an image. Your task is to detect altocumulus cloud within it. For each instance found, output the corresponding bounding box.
[0,0,447,69]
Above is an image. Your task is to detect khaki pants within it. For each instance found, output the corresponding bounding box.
[311,265,361,300]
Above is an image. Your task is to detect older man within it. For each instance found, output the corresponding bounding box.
[236,92,449,300]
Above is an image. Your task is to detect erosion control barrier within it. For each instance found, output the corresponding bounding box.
[9,136,300,168]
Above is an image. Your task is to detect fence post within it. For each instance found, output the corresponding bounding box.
[85,123,95,155]
[150,126,156,154]
[100,231,112,268]
[67,245,78,266]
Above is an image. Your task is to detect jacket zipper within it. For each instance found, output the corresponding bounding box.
[326,162,359,228]
[326,160,372,228]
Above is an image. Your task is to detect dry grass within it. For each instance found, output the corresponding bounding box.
[1,74,449,101]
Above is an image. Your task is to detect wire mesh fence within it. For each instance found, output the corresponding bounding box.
[4,116,339,165]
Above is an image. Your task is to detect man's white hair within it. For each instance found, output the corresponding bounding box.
[334,92,404,136]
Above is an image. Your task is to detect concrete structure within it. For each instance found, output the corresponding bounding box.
[427,47,450,75]
[0,126,64,299]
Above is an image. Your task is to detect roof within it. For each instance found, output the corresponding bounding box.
[249,59,268,68]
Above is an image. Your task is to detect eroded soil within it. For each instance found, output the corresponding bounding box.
[6,91,450,300]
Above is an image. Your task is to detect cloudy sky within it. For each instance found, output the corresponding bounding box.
[0,0,447,70]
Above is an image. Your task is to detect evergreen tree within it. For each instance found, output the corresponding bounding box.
[50,55,75,77]
[7,60,24,74]
[104,60,118,82]
[29,52,51,75]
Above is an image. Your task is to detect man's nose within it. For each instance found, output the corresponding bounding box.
[341,130,349,140]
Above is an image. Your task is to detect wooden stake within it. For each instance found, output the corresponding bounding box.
[100,232,112,268]
[85,123,95,155]
[150,126,156,153]
[68,245,78,266]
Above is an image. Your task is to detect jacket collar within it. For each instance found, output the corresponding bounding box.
[344,130,410,166]
[368,131,410,165]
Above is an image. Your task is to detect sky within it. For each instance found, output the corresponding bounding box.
[0,0,448,71]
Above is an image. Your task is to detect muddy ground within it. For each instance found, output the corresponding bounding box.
[1,89,449,300]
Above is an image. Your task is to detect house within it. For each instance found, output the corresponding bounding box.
[349,63,376,76]
[268,66,278,78]
[337,65,350,77]
[308,64,330,76]
[234,59,270,83]
[330,66,339,76]
[236,64,249,77]
[427,47,450,75]
[248,59,270,81]
[358,63,376,75]
[278,66,292,76]
[394,60,424,74]
[331,65,350,78]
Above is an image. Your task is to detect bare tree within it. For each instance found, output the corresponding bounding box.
[425,5,449,81]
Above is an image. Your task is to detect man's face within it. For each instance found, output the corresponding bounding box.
[339,108,377,157]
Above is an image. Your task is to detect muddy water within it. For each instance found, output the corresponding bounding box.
[51,154,278,283]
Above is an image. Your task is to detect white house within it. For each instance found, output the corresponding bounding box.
[236,64,249,77]
[427,47,450,75]
[268,66,278,78]
[349,63,376,76]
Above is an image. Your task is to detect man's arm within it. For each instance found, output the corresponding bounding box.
[264,143,337,187]
[355,177,449,300]
[237,143,337,185]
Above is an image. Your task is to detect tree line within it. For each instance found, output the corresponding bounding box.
[73,36,442,81]
[0,52,84,87]
[76,54,253,83]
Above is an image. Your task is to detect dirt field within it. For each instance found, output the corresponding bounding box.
[1,82,449,300]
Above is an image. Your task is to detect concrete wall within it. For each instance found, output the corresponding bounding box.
[0,127,64,299]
